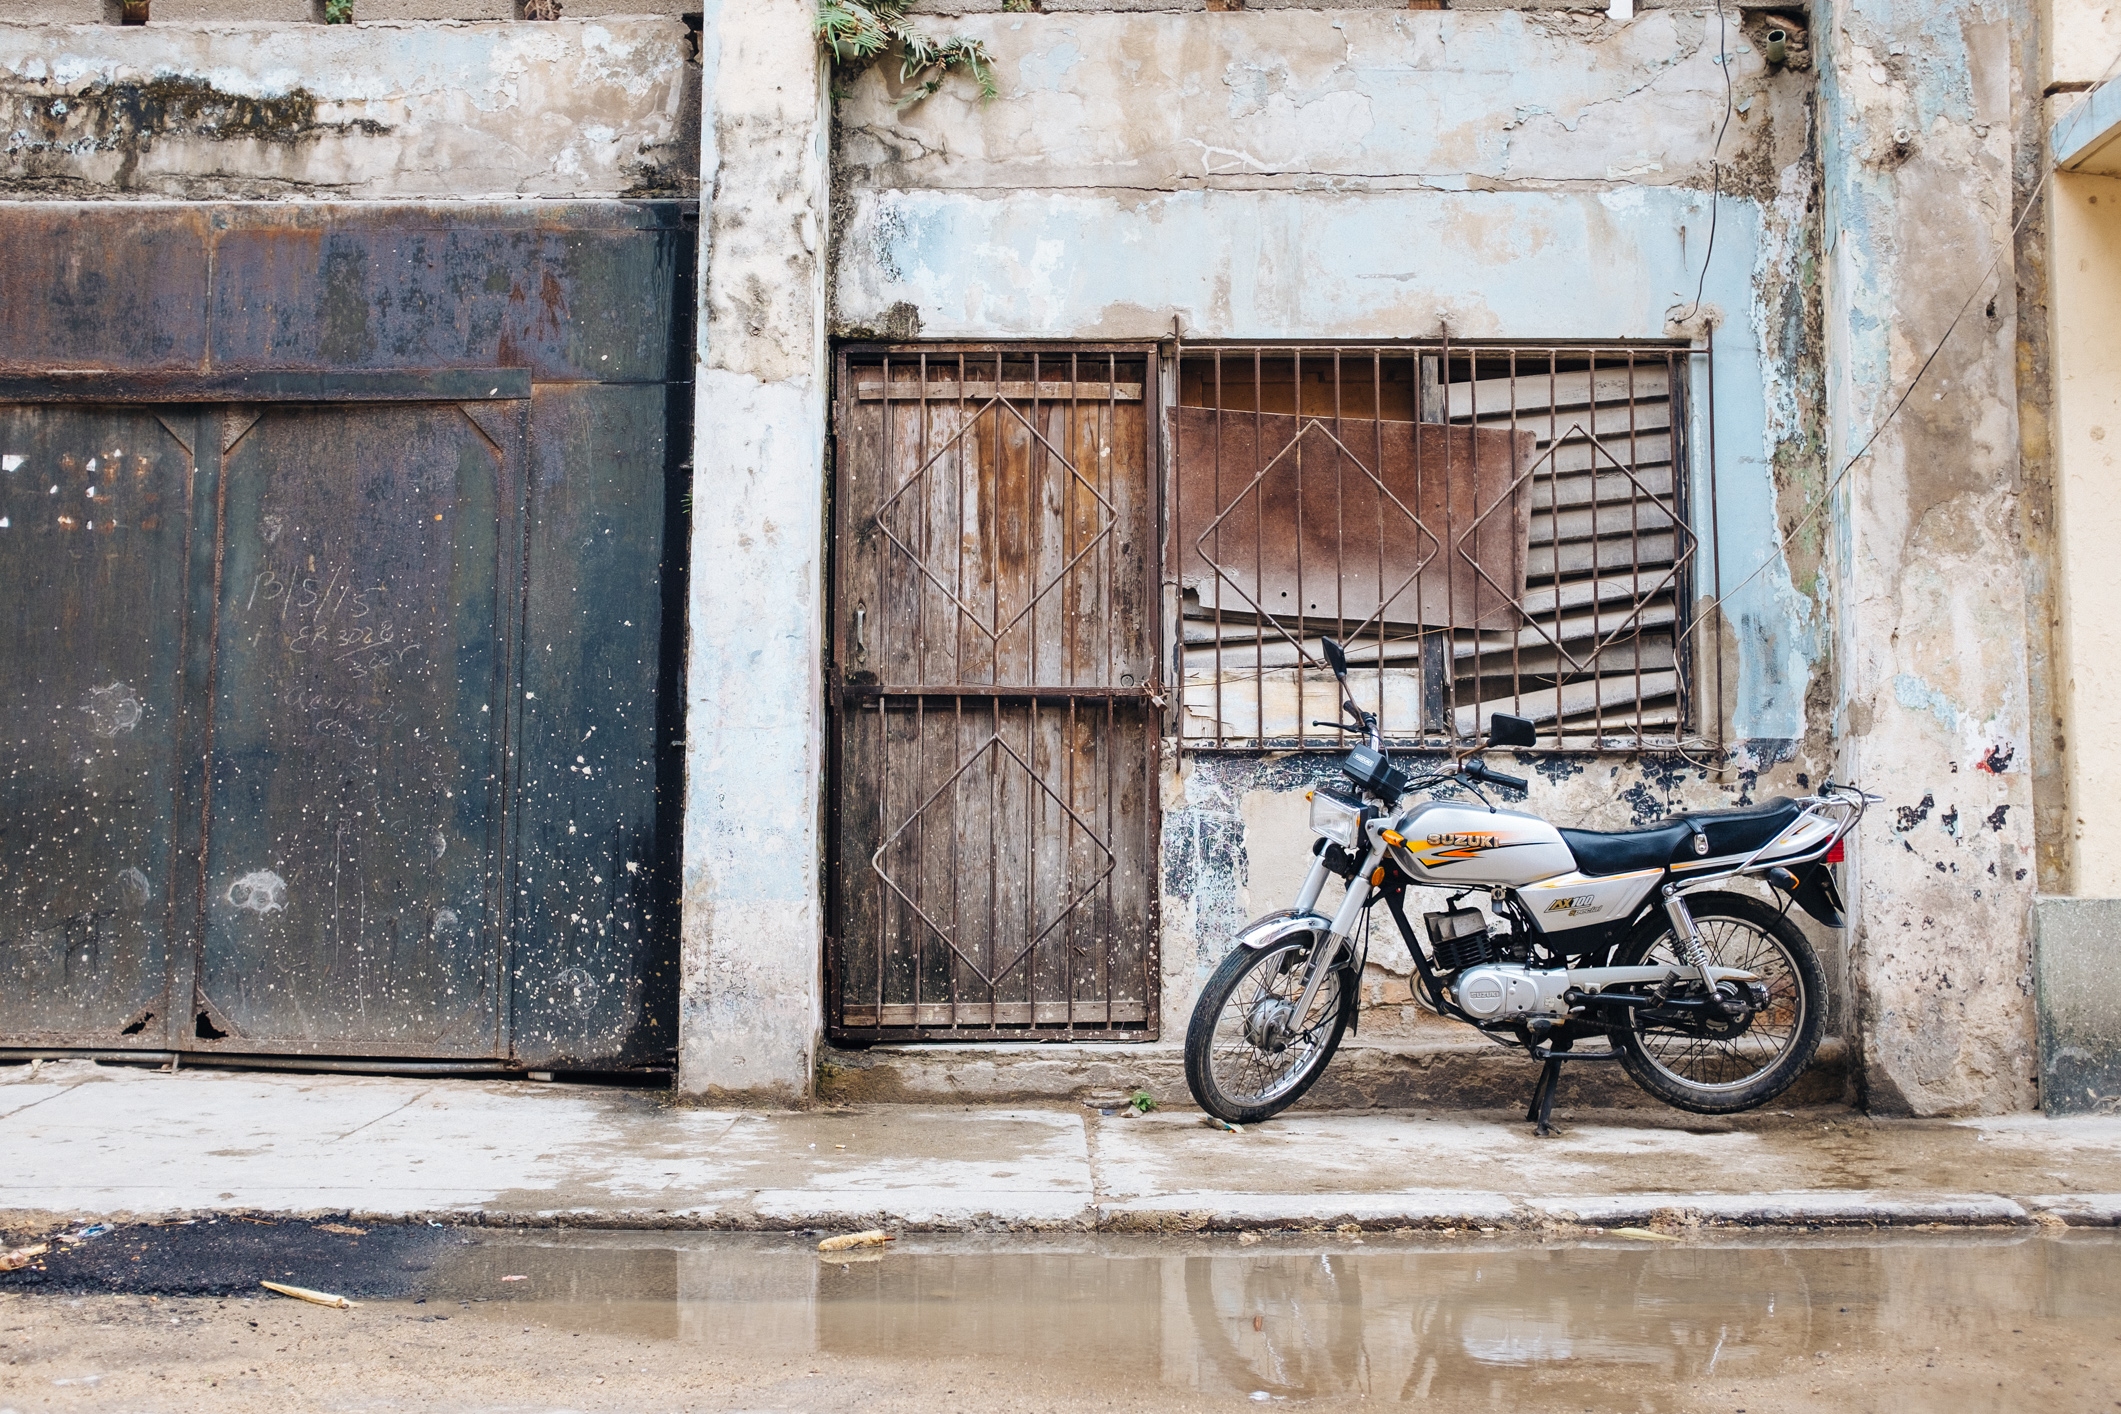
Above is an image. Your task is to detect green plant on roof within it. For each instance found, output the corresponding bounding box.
[324,0,354,22]
[816,1,998,110]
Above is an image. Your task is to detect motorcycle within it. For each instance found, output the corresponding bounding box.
[1182,637,1874,1134]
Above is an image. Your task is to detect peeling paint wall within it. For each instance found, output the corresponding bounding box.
[0,19,698,199]
[832,8,1840,1045]
[1821,0,2041,1113]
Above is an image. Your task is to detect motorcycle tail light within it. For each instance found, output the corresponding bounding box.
[1823,838,1845,865]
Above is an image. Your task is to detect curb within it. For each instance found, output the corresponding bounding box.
[12,1190,2116,1234]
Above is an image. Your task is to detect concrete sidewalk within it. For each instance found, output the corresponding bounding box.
[5,1059,2120,1232]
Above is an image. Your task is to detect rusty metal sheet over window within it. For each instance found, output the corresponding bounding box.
[831,348,1160,1042]
[1174,412,1533,631]
[1174,345,1697,750]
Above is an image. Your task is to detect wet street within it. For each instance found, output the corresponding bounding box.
[4,1225,2119,1412]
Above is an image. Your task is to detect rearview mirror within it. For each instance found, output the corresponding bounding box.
[1321,638,1349,679]
[1487,713,1537,749]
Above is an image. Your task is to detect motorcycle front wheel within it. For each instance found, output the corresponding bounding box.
[1184,936,1357,1125]
[1613,890,1826,1114]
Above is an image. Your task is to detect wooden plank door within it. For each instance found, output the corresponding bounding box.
[830,348,1160,1041]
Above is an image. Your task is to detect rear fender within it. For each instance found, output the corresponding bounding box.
[1779,861,1846,928]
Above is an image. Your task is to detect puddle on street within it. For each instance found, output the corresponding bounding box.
[405,1229,2121,1406]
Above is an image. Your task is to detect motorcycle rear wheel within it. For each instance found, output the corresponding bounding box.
[1613,891,1825,1114]
[1184,937,1357,1125]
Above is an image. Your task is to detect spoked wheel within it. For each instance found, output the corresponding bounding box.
[1184,936,1356,1125]
[1613,891,1825,1114]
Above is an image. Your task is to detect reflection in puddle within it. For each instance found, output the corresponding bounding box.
[416,1230,2121,1405]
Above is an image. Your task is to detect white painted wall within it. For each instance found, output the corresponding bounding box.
[2049,176,2121,894]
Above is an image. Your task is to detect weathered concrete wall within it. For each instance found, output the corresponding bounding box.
[0,18,697,198]
[832,7,1837,1044]
[1821,0,2041,1113]
[677,0,832,1102]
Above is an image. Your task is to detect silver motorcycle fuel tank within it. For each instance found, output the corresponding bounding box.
[1386,801,1576,887]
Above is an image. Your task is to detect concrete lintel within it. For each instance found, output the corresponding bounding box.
[2054,79,2121,174]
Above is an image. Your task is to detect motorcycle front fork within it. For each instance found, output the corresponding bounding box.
[1283,840,1384,1038]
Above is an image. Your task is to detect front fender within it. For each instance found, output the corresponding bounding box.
[1234,909,1336,950]
[1231,909,1354,1034]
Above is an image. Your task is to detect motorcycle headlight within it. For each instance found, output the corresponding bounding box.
[1308,790,1364,850]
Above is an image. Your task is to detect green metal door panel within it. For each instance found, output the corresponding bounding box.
[0,406,195,1047]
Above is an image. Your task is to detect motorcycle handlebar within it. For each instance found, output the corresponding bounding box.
[1463,760,1528,793]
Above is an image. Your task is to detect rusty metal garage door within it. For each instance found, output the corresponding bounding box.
[829,347,1160,1042]
[0,202,690,1070]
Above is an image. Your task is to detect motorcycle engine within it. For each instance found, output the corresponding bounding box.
[1450,963,1572,1021]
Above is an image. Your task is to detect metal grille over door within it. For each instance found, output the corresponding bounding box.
[831,348,1160,1040]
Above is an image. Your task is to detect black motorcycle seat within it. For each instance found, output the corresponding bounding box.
[1560,797,1802,878]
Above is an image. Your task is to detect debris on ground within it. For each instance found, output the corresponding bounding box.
[0,1243,48,1272]
[261,1280,353,1309]
[60,1224,112,1244]
[314,1223,367,1237]
[1608,1227,1683,1242]
[817,1230,894,1253]
[1199,1115,1244,1134]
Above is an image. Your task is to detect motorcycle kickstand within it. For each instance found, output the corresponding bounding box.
[1525,1055,1565,1137]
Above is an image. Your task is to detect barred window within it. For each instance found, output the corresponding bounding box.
[1171,344,1699,751]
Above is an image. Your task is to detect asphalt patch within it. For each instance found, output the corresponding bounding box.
[0,1218,464,1298]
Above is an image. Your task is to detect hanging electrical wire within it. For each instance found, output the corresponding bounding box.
[1679,0,1736,325]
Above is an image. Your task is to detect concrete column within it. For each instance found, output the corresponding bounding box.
[1821,0,2041,1112]
[679,0,830,1101]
